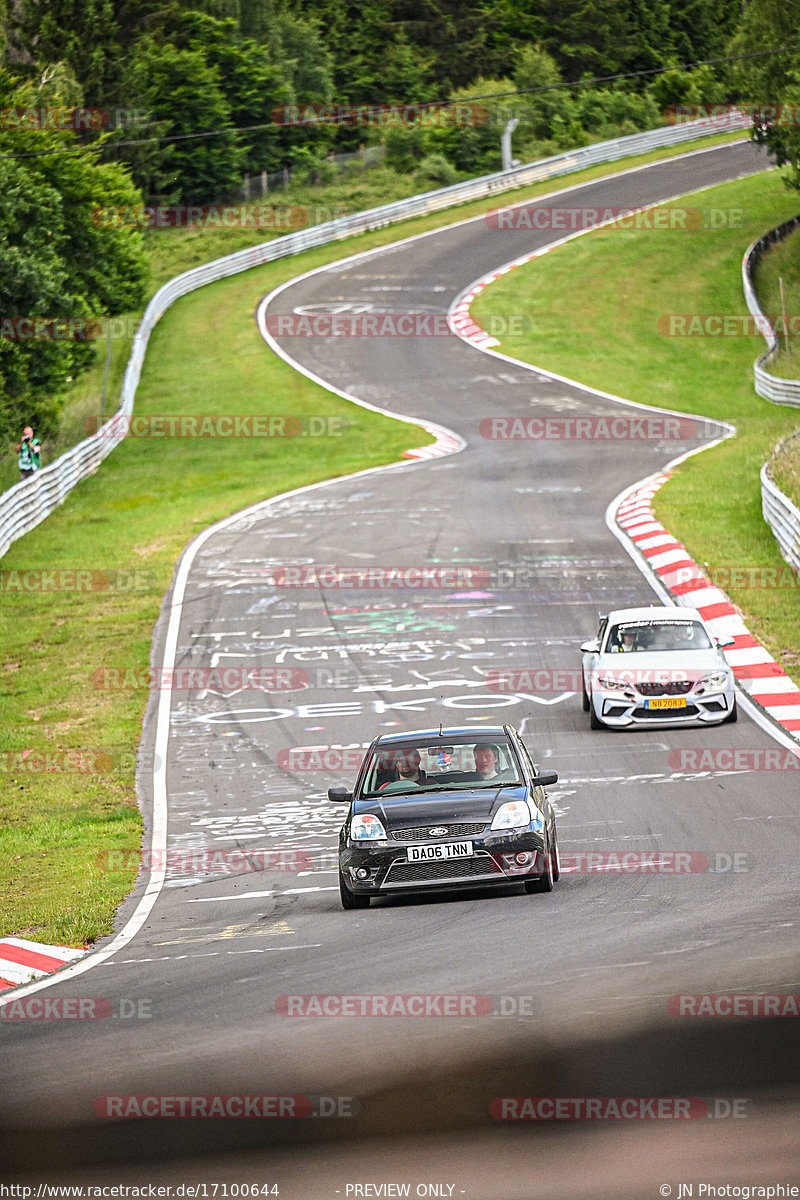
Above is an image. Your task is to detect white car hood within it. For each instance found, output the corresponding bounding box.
[595,649,727,676]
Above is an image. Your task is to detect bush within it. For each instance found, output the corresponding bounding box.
[414,153,459,188]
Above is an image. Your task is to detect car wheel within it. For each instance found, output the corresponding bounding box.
[589,702,605,730]
[581,676,590,712]
[551,829,560,882]
[339,870,370,910]
[525,839,554,894]
[722,695,738,724]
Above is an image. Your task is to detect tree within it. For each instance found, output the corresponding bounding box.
[125,38,243,201]
[729,0,800,190]
[0,66,147,452]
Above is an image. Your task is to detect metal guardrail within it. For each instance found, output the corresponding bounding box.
[742,214,800,407]
[0,112,751,559]
[761,434,800,576]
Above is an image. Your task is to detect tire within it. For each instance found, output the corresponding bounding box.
[589,702,605,730]
[339,870,370,910]
[551,830,560,882]
[722,695,738,724]
[581,676,590,712]
[525,839,554,894]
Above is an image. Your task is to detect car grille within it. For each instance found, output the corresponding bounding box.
[390,822,486,842]
[384,855,501,886]
[636,704,700,718]
[636,680,693,696]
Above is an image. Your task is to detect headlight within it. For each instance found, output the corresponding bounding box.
[491,800,532,830]
[596,675,630,690]
[700,670,730,690]
[350,814,388,842]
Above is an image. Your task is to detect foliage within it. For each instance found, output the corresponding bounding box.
[0,67,147,450]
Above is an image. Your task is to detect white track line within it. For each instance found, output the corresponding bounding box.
[0,140,765,1006]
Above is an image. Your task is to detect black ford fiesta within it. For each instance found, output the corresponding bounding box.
[329,725,560,909]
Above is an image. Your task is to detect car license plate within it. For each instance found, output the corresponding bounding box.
[646,697,687,709]
[407,841,474,862]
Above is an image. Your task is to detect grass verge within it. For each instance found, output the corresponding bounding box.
[472,169,800,684]
[0,129,744,493]
[0,128,753,946]
[751,218,800,384]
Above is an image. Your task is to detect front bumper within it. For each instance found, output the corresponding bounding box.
[341,828,548,896]
[593,687,735,727]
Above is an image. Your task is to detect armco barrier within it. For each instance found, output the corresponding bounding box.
[742,213,800,407]
[761,434,800,576]
[0,113,751,559]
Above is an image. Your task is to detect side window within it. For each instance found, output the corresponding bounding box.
[597,616,608,647]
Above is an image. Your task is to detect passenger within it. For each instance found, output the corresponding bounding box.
[473,744,502,780]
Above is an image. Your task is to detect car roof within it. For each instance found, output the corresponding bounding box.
[372,726,511,746]
[607,605,703,622]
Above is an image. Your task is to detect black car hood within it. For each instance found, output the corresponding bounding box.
[354,786,528,828]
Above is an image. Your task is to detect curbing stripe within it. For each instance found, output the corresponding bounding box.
[450,190,800,747]
[0,938,87,990]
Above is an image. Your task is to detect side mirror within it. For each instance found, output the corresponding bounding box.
[580,639,600,654]
[715,636,735,649]
[327,786,353,803]
[532,769,558,787]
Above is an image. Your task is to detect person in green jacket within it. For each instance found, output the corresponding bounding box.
[16,425,42,481]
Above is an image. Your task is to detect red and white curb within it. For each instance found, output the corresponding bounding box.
[403,425,464,460]
[450,189,800,744]
[616,475,800,739]
[0,938,87,991]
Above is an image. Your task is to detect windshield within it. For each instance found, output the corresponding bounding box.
[604,619,713,653]
[361,737,522,796]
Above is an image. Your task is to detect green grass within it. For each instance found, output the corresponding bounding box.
[472,169,800,684]
[0,127,751,946]
[752,217,800,382]
[771,431,800,502]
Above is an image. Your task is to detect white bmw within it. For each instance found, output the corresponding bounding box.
[580,606,737,729]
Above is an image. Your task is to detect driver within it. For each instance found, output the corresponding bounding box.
[617,628,638,653]
[379,748,426,790]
